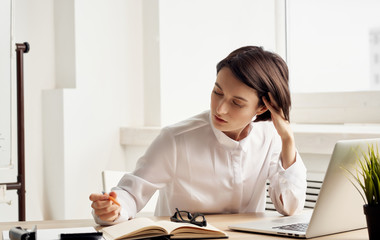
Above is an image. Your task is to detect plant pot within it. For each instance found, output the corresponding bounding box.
[363,204,380,240]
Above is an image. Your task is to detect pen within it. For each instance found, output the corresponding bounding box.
[102,191,121,206]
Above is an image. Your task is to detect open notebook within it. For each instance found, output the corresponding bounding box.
[100,217,228,240]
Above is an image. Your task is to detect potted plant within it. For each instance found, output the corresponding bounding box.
[345,144,380,240]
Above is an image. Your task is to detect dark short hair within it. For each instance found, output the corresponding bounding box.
[216,46,291,122]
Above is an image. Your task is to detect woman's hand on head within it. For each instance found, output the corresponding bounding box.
[262,92,293,141]
[89,191,121,222]
[263,92,296,169]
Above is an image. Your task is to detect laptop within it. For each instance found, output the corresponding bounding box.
[229,138,380,238]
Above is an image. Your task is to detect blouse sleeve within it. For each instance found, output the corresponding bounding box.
[94,127,176,225]
[267,133,307,216]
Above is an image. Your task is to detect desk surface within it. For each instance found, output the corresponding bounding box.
[0,212,368,240]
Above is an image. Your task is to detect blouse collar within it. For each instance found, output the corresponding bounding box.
[208,112,252,153]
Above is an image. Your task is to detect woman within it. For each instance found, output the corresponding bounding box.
[90,46,307,225]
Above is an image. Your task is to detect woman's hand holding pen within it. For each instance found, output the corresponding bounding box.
[262,92,296,169]
[89,191,121,222]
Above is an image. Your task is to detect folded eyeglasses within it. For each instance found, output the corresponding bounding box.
[170,208,207,227]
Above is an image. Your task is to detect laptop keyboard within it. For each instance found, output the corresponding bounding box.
[273,223,309,232]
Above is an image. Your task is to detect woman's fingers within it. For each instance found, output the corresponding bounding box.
[263,93,286,120]
[95,204,120,222]
[89,193,109,202]
[262,95,278,116]
[267,92,279,109]
[93,203,118,215]
[91,198,113,210]
[109,191,117,198]
[90,192,121,222]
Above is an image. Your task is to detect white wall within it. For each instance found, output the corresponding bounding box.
[1,0,281,221]
[0,0,145,221]
[159,0,277,126]
[0,0,12,168]
[0,0,16,219]
[0,0,56,221]
[42,0,145,220]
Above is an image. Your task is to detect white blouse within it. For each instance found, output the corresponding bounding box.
[94,111,307,225]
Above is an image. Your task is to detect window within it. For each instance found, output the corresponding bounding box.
[286,0,380,124]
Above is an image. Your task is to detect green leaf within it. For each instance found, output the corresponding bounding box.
[343,143,380,206]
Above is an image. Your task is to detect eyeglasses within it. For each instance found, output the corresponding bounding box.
[170,208,207,227]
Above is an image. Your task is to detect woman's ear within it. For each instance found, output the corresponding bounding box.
[256,104,268,116]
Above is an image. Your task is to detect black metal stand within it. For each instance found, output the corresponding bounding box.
[3,42,29,221]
